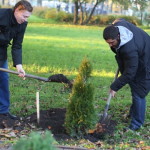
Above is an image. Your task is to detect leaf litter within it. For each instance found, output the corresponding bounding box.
[0,108,117,149]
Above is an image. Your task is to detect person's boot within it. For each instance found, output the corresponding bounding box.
[0,112,19,120]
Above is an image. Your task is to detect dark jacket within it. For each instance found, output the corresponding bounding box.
[0,8,27,67]
[110,19,150,97]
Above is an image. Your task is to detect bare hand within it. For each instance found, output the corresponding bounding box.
[16,64,25,78]
[109,89,116,97]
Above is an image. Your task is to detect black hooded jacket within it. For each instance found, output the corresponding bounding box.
[0,8,27,67]
[110,19,150,97]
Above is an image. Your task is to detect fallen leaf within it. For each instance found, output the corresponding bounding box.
[142,146,150,150]
[88,129,95,134]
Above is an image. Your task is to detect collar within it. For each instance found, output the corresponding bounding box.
[10,9,18,25]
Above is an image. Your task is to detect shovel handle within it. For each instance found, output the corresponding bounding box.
[106,68,119,104]
[114,68,120,81]
[103,93,112,115]
[102,68,119,116]
[0,68,48,82]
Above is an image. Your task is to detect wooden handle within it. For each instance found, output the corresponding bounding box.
[103,68,119,114]
[0,68,48,82]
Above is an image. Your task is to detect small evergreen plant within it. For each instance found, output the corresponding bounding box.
[13,131,58,150]
[65,57,96,138]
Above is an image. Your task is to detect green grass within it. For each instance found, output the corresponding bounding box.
[7,16,150,149]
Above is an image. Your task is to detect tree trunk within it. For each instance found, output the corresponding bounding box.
[99,2,104,14]
[140,11,143,25]
[2,0,5,5]
[110,2,113,13]
[84,3,88,21]
[79,2,84,25]
[83,0,99,25]
[37,0,42,6]
[73,1,79,24]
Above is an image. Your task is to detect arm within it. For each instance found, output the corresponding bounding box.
[11,23,27,77]
[111,46,139,92]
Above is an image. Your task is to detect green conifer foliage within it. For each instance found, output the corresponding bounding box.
[13,131,57,150]
[65,57,96,138]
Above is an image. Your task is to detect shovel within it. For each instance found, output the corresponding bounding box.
[0,68,72,87]
[99,68,119,125]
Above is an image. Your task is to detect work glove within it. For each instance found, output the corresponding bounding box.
[16,64,25,78]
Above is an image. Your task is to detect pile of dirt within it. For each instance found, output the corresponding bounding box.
[0,108,116,142]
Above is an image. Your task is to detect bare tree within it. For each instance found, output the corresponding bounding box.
[83,0,105,25]
[73,0,79,24]
[79,0,84,24]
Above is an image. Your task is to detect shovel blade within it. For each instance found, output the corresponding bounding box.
[99,114,111,126]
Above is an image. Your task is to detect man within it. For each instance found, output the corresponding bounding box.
[103,18,150,131]
[0,0,33,119]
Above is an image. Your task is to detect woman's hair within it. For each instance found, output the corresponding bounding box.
[13,0,33,12]
[103,25,119,40]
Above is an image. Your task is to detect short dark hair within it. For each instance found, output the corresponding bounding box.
[13,0,33,12]
[103,25,119,40]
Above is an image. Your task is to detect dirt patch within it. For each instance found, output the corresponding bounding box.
[0,108,116,142]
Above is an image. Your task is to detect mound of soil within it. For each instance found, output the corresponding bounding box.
[0,108,116,142]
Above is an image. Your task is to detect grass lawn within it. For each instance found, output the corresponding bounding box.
[6,16,150,149]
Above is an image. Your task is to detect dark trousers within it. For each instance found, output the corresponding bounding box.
[0,60,10,113]
[129,90,146,130]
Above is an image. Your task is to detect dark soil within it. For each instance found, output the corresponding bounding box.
[0,108,116,142]
[48,74,73,88]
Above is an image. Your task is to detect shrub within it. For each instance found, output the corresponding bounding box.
[45,8,57,19]
[89,15,141,26]
[32,7,49,18]
[65,57,96,138]
[99,15,113,25]
[33,6,73,23]
[32,6,141,25]
[55,11,73,22]
[13,131,58,150]
[54,11,66,22]
[117,15,141,25]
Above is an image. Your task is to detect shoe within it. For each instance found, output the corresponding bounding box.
[123,126,139,132]
[129,125,140,131]
[0,112,19,120]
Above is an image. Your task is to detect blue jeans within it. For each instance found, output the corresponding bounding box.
[0,60,10,113]
[129,91,146,130]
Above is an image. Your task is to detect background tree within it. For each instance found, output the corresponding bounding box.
[73,0,106,25]
[37,0,42,6]
[73,0,79,24]
[112,0,131,14]
[2,0,5,5]
[79,0,84,25]
[83,0,105,25]
[132,0,148,24]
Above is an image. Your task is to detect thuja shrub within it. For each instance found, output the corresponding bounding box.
[65,57,96,138]
[13,131,58,150]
